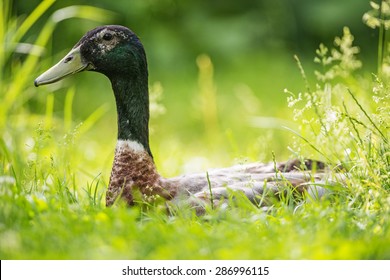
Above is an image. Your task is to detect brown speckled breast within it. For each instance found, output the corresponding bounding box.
[106,141,175,206]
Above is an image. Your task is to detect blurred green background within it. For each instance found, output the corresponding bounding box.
[3,0,390,260]
[12,0,375,175]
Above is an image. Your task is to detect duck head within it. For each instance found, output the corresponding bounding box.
[35,25,147,85]
[35,25,152,157]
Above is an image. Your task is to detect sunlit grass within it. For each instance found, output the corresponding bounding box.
[1,1,390,259]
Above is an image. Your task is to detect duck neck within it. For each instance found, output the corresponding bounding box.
[107,74,172,206]
[111,74,152,158]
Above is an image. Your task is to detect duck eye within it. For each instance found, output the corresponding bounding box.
[102,33,113,41]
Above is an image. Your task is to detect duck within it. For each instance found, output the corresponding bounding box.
[35,25,333,212]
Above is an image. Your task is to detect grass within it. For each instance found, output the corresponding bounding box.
[1,1,390,259]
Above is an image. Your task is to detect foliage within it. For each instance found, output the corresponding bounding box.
[1,0,390,259]
[285,0,390,258]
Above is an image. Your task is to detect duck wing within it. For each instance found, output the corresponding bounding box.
[165,159,334,211]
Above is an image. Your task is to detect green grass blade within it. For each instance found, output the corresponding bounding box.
[45,93,54,130]
[282,125,331,162]
[347,88,388,144]
[51,5,117,23]
[64,87,76,131]
[11,0,56,44]
[206,172,214,210]
[78,104,109,136]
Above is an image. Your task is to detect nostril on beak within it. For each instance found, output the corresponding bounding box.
[64,55,73,63]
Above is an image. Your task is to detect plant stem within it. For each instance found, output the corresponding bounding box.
[206,172,214,210]
[378,0,386,75]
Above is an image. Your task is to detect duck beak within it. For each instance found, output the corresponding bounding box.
[34,45,92,87]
